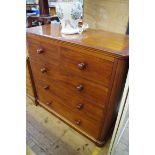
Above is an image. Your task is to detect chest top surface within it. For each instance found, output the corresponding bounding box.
[26,23,129,57]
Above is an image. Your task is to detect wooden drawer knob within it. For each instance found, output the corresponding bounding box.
[46,102,52,106]
[37,48,44,54]
[76,103,84,110]
[43,85,49,90]
[76,84,84,91]
[75,120,81,125]
[41,67,47,73]
[78,62,86,70]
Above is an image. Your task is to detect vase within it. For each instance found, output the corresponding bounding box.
[56,0,88,34]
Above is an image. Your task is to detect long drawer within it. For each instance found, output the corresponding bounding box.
[60,47,114,87]
[36,85,102,139]
[30,59,109,108]
[34,79,105,122]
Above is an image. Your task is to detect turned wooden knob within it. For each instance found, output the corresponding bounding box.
[76,103,84,110]
[37,48,44,54]
[46,102,52,106]
[76,84,84,91]
[78,62,86,70]
[43,85,49,90]
[41,67,47,73]
[75,120,81,125]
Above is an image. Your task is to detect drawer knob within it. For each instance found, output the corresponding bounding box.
[37,48,44,54]
[75,120,81,125]
[76,103,84,110]
[43,85,49,90]
[76,84,84,91]
[78,62,86,70]
[46,102,52,106]
[41,67,47,73]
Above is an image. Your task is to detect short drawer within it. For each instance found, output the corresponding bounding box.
[60,47,114,87]
[27,38,60,63]
[36,87,102,139]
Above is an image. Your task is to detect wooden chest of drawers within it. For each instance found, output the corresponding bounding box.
[26,24,129,146]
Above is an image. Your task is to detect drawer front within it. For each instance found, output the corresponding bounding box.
[60,47,114,87]
[36,84,101,139]
[27,38,60,63]
[30,59,108,108]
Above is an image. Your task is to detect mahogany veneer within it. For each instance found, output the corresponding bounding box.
[26,24,129,146]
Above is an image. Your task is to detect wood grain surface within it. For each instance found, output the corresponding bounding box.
[27,24,129,57]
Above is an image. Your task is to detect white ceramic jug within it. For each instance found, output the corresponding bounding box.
[56,0,88,34]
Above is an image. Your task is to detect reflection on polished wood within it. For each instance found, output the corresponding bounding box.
[27,24,129,56]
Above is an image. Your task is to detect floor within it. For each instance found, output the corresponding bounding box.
[113,109,129,155]
[113,121,129,155]
[26,96,111,155]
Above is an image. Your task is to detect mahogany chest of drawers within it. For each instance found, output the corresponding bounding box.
[26,24,129,146]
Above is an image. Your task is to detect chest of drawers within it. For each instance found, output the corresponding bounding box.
[26,24,129,146]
